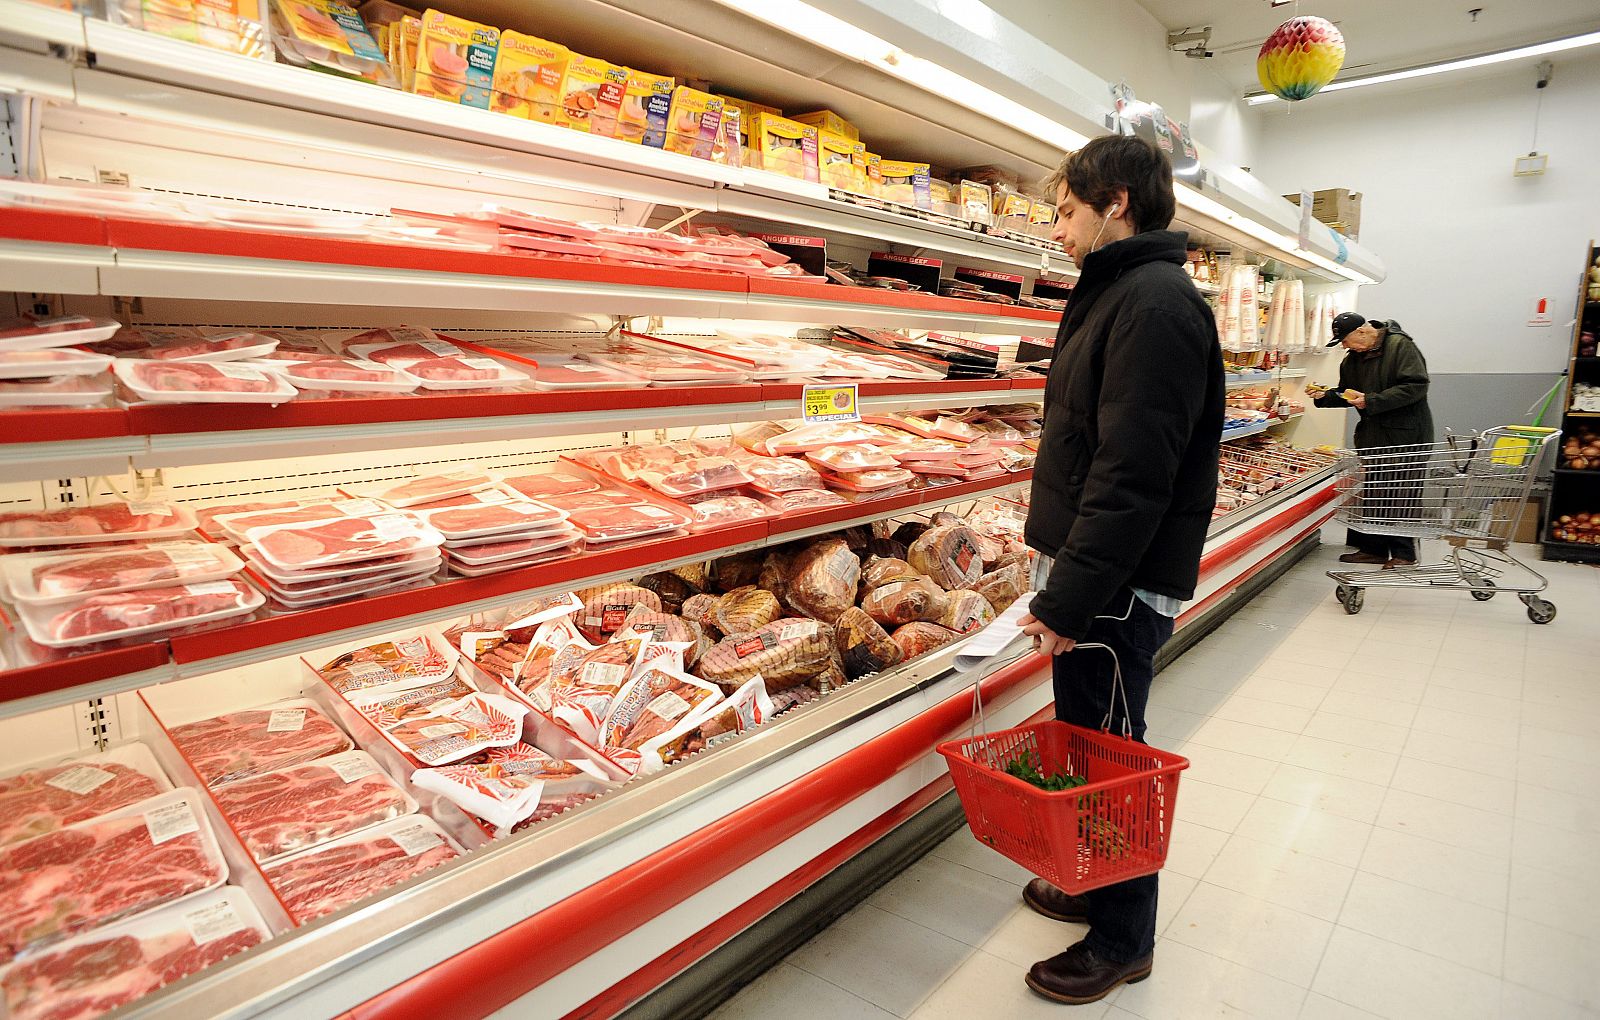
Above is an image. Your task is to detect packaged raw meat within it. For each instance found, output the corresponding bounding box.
[576,583,662,643]
[501,471,601,500]
[861,557,919,590]
[939,590,996,634]
[216,499,389,542]
[0,888,268,1020]
[696,618,837,693]
[241,546,440,586]
[193,499,299,540]
[251,331,333,363]
[599,666,723,772]
[0,374,114,408]
[115,361,298,404]
[20,579,263,648]
[696,676,776,740]
[381,693,525,766]
[579,349,749,386]
[263,816,463,924]
[168,701,352,787]
[886,440,966,462]
[0,744,170,850]
[93,326,277,362]
[635,457,752,498]
[762,489,849,514]
[408,356,530,390]
[540,489,645,512]
[246,515,444,571]
[861,576,948,627]
[714,586,782,636]
[211,751,415,863]
[405,489,517,513]
[263,569,438,609]
[526,355,646,390]
[344,335,465,364]
[479,617,580,693]
[412,745,609,831]
[0,788,226,962]
[742,457,826,495]
[443,529,582,566]
[279,358,421,393]
[318,635,457,695]
[0,348,113,380]
[418,500,566,540]
[342,469,497,508]
[2,543,243,604]
[565,503,691,544]
[763,421,883,456]
[682,495,773,529]
[834,607,904,679]
[348,677,476,731]
[806,445,899,472]
[0,502,197,547]
[785,538,860,624]
[890,621,960,660]
[531,637,650,742]
[821,467,916,492]
[0,315,120,353]
[732,421,788,454]
[899,459,967,477]
[908,525,985,590]
[929,416,983,442]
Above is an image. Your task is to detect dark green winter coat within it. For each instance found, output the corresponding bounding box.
[1313,323,1434,448]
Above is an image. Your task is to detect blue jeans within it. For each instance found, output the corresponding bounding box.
[1050,586,1174,964]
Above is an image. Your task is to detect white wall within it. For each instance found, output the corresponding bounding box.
[1248,57,1600,376]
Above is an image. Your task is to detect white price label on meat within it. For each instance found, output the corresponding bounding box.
[329,755,380,783]
[338,499,384,515]
[780,622,817,641]
[160,546,221,564]
[564,364,602,374]
[419,340,460,356]
[184,900,247,945]
[184,581,238,596]
[212,364,269,381]
[648,690,695,722]
[145,801,200,845]
[419,722,467,740]
[580,662,628,688]
[388,823,444,857]
[635,506,674,519]
[368,515,420,541]
[45,765,116,795]
[462,357,501,370]
[126,501,175,517]
[266,708,307,733]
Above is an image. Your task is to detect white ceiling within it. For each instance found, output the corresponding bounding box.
[1136,0,1600,93]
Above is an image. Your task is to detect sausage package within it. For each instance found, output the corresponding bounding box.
[411,743,609,830]
[599,665,723,775]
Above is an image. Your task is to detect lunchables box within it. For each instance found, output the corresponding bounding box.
[620,68,674,146]
[754,113,819,183]
[412,9,498,109]
[557,53,627,135]
[994,185,1032,222]
[818,131,863,192]
[272,0,393,85]
[115,0,271,59]
[717,95,780,148]
[792,109,857,141]
[491,30,570,122]
[879,159,931,209]
[389,13,420,90]
[665,87,723,160]
[712,104,743,167]
[859,151,884,198]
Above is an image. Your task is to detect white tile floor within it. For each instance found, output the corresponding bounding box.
[710,536,1600,1019]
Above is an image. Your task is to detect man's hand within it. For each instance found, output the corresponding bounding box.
[1346,390,1367,410]
[1019,613,1076,657]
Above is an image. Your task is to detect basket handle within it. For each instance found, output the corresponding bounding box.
[1077,640,1134,740]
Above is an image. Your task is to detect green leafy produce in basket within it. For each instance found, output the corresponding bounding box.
[999,752,1132,861]
[1002,751,1088,791]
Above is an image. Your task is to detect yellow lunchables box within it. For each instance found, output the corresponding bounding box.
[557,53,627,135]
[1028,199,1056,226]
[620,68,675,146]
[413,9,497,109]
[713,104,743,166]
[665,86,723,159]
[792,109,857,141]
[490,31,570,122]
[390,13,420,90]
[818,131,862,191]
[858,150,883,197]
[879,159,931,209]
[715,95,780,149]
[755,113,819,183]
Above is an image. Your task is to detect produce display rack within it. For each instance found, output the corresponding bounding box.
[1543,241,1600,564]
[0,0,1376,1015]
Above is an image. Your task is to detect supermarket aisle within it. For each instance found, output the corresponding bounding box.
[709,536,1600,1020]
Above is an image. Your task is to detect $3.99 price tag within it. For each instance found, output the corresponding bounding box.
[802,383,860,424]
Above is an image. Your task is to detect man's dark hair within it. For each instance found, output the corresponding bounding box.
[1041,135,1176,234]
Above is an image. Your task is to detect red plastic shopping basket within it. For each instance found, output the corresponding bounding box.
[937,720,1189,894]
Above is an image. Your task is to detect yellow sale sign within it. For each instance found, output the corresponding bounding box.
[802,383,860,423]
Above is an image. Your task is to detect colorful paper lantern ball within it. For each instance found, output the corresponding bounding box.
[1257,16,1346,102]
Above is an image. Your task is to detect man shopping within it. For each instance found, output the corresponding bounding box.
[1017,135,1224,1004]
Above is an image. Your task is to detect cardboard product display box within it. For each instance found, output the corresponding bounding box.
[1284,188,1362,240]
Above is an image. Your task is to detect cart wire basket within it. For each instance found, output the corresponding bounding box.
[1328,426,1561,623]
[937,717,1189,894]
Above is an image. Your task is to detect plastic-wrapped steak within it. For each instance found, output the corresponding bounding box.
[834,607,903,679]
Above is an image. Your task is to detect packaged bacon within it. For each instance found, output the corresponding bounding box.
[18,579,264,648]
[210,751,415,863]
[0,502,197,547]
[1,542,243,605]
[168,700,352,787]
[245,514,444,571]
[342,469,498,509]
[599,666,723,773]
[500,471,600,500]
[0,743,170,850]
[380,692,525,766]
[318,634,458,695]
[806,445,899,472]
[263,816,463,925]
[411,744,610,831]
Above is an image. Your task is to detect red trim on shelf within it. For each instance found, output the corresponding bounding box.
[1011,375,1046,391]
[0,207,109,247]
[0,643,169,700]
[346,654,1052,1020]
[0,407,129,444]
[760,378,1018,402]
[747,275,1059,323]
[1180,506,1337,626]
[1198,481,1339,576]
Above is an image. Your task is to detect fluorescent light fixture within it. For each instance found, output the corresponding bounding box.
[1247,30,1600,105]
[720,0,895,63]
[876,50,1090,151]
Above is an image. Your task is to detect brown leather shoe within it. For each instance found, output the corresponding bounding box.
[1026,940,1153,1005]
[1338,551,1387,564]
[1384,558,1418,569]
[1022,878,1089,922]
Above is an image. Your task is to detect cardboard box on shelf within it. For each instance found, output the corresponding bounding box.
[1284,188,1361,240]
[791,109,857,140]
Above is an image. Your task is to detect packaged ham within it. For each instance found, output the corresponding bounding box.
[834,607,904,678]
[565,503,691,544]
[167,701,352,787]
[696,618,837,693]
[714,586,782,636]
[891,621,961,659]
[342,469,498,509]
[263,816,463,925]
[0,744,171,850]
[0,887,268,1020]
[0,502,197,548]
[939,590,996,634]
[682,495,774,530]
[1,542,243,605]
[615,609,701,648]
[0,374,113,408]
[245,515,444,571]
[763,489,849,514]
[806,445,899,473]
[821,467,916,492]
[908,525,985,589]
[418,500,566,540]
[0,315,120,353]
[600,666,722,773]
[763,421,883,456]
[861,576,948,627]
[318,635,457,696]
[785,539,860,623]
[412,744,609,832]
[18,579,263,648]
[973,562,1028,613]
[211,751,414,863]
[575,583,662,642]
[214,499,387,542]
[115,361,297,404]
[501,471,600,500]
[527,355,646,390]
[0,788,227,963]
[277,358,421,393]
[0,348,113,380]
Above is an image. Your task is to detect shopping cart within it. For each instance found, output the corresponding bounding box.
[1327,426,1561,623]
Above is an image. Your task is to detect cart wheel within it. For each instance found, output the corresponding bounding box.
[1523,597,1557,625]
[1335,584,1352,605]
[1470,579,1496,602]
[1343,589,1365,615]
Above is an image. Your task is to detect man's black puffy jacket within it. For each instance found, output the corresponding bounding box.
[1025,229,1224,641]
